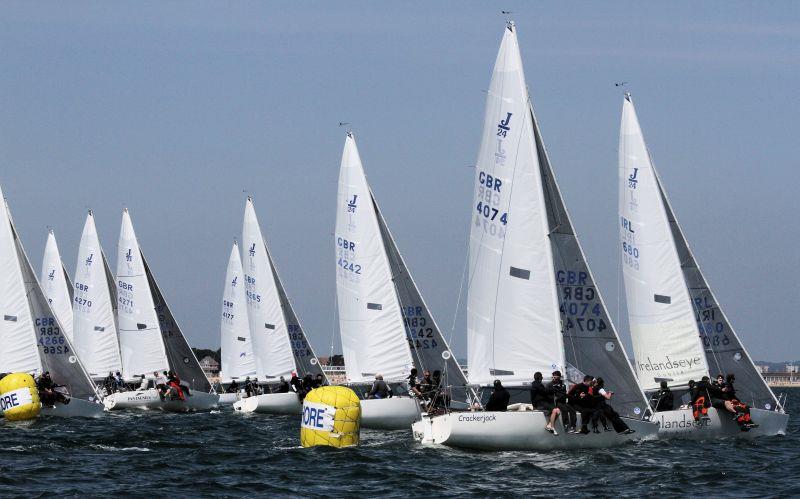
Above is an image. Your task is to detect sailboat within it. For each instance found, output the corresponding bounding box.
[0,183,103,418]
[618,94,788,438]
[103,209,218,411]
[335,133,469,430]
[218,240,256,406]
[232,197,327,414]
[72,210,123,381]
[413,22,658,450]
[40,229,74,342]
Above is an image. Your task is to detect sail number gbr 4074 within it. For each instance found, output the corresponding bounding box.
[474,171,508,239]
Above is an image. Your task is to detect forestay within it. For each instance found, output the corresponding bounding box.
[73,211,123,378]
[467,22,563,386]
[116,209,169,379]
[335,133,414,384]
[374,196,468,399]
[219,241,256,382]
[144,254,212,392]
[40,230,74,342]
[242,198,297,381]
[618,96,709,389]
[532,106,646,418]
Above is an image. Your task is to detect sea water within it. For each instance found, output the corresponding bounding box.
[2,389,798,497]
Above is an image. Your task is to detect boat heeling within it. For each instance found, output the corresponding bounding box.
[103,389,219,412]
[653,407,788,439]
[413,410,658,450]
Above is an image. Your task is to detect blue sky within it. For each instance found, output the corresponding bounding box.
[1,2,798,361]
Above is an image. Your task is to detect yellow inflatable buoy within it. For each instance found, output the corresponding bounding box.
[0,373,41,421]
[300,386,360,448]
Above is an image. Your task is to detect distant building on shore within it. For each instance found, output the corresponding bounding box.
[200,355,220,378]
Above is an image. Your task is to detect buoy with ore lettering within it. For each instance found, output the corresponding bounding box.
[0,373,41,421]
[300,385,360,448]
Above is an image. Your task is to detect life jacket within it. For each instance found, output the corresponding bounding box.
[692,395,709,421]
[168,380,186,401]
[730,399,752,425]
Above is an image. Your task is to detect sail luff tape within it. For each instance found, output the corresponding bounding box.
[0,373,41,421]
[300,386,360,448]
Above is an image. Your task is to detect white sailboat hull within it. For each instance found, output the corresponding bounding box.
[103,389,219,412]
[361,397,421,430]
[40,398,105,418]
[412,411,658,450]
[218,393,240,406]
[654,407,788,439]
[232,392,301,415]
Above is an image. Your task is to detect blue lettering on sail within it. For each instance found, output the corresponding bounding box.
[628,168,639,189]
[496,112,513,137]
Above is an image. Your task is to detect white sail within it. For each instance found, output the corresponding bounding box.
[40,230,74,342]
[467,23,563,386]
[73,211,122,378]
[618,95,708,389]
[116,209,169,378]
[0,189,42,374]
[335,133,414,384]
[220,241,256,382]
[241,198,296,381]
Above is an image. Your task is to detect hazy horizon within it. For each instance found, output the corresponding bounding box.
[2,2,798,362]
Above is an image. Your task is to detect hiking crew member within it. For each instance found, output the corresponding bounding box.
[289,373,302,394]
[227,380,239,393]
[276,376,290,393]
[721,374,756,431]
[244,376,254,398]
[312,374,325,389]
[367,374,390,399]
[485,379,510,412]
[567,375,595,434]
[103,372,116,395]
[407,368,421,397]
[548,370,577,434]
[652,380,674,412]
[530,372,560,435]
[36,372,70,407]
[155,371,168,401]
[691,377,712,422]
[591,377,635,434]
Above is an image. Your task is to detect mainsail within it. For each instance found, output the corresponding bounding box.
[144,253,212,392]
[618,95,709,389]
[73,211,123,378]
[335,133,414,384]
[219,241,256,382]
[0,185,96,400]
[532,104,647,417]
[41,229,74,342]
[467,22,563,386]
[116,209,169,379]
[241,198,297,381]
[373,195,469,397]
[269,250,326,381]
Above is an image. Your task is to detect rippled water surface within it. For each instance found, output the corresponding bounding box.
[2,389,799,497]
